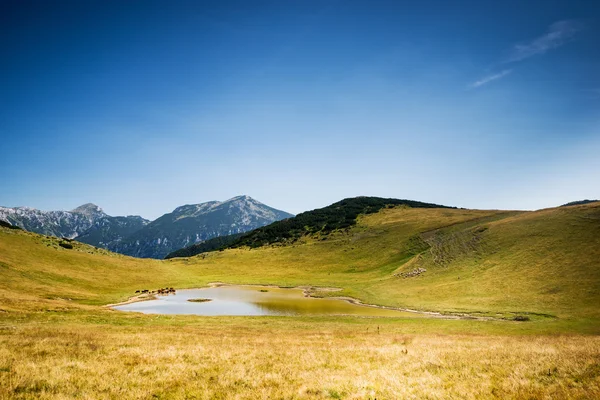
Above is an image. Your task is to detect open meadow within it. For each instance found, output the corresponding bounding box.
[1,203,599,399]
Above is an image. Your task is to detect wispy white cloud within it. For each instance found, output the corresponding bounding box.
[469,69,512,89]
[507,20,585,62]
[469,20,585,89]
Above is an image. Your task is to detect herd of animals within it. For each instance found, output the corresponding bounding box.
[135,287,176,295]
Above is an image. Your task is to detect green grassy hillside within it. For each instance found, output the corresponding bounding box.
[2,202,600,399]
[225,196,453,248]
[167,202,600,323]
[1,201,599,324]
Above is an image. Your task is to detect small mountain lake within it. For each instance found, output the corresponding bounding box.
[113,285,424,317]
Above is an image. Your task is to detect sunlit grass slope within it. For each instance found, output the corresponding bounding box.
[0,231,192,310]
[1,202,599,323]
[170,202,600,322]
[1,203,600,399]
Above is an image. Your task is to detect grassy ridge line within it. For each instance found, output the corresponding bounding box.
[561,199,599,207]
[1,202,599,325]
[227,196,453,249]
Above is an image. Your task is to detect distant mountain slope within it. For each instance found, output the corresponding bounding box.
[110,196,294,259]
[75,215,150,248]
[0,203,110,239]
[0,203,149,246]
[165,232,244,259]
[0,196,292,259]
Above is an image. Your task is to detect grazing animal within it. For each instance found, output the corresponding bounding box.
[156,287,174,295]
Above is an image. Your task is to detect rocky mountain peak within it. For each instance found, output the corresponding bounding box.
[71,203,106,217]
[227,195,252,202]
[2,197,293,259]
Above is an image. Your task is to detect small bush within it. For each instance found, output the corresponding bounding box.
[59,242,73,250]
[513,315,530,321]
[0,220,21,230]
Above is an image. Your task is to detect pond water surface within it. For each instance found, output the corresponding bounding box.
[113,285,422,317]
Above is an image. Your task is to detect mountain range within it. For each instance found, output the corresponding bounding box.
[0,196,293,259]
[0,203,141,239]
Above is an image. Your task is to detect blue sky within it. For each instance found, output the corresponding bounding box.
[1,0,599,219]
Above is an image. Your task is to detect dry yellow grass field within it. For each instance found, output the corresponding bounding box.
[1,317,599,399]
[1,202,599,398]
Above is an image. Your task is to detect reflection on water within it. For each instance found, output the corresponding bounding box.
[113,285,420,317]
